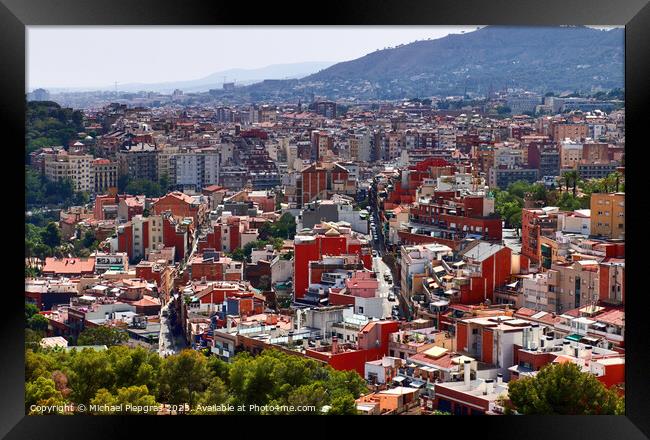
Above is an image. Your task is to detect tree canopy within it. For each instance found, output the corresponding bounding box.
[26,101,85,164]
[257,213,296,240]
[507,362,624,415]
[25,346,364,415]
[77,326,129,347]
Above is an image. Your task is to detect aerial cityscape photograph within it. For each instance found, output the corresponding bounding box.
[24,25,625,416]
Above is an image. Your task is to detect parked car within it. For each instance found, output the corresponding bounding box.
[372,250,378,257]
[388,293,396,301]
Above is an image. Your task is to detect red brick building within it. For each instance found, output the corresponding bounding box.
[299,162,350,206]
[456,241,513,304]
[197,216,257,254]
[598,258,625,305]
[305,320,400,375]
[189,250,244,282]
[152,191,204,225]
[521,208,559,265]
[117,213,190,262]
[294,224,372,300]
[94,194,131,220]
[134,260,177,305]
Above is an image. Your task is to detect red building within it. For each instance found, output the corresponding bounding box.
[117,213,190,262]
[305,320,400,375]
[240,129,269,140]
[457,241,512,304]
[134,260,176,305]
[94,194,131,220]
[598,258,625,305]
[161,214,191,261]
[189,249,244,282]
[521,208,558,265]
[293,224,372,300]
[189,281,265,316]
[407,191,502,250]
[197,216,257,254]
[299,162,350,206]
[152,191,204,225]
[118,196,145,221]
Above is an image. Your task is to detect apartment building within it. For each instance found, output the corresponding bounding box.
[488,167,539,189]
[559,139,583,169]
[174,147,221,190]
[157,144,179,182]
[521,207,559,265]
[92,158,118,194]
[348,132,371,162]
[551,123,588,141]
[590,193,625,239]
[117,142,158,181]
[44,151,95,193]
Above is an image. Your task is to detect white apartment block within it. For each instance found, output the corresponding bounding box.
[44,152,95,193]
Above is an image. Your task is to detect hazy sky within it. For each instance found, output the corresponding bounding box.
[27,26,480,90]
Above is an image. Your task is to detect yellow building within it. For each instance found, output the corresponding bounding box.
[590,193,625,239]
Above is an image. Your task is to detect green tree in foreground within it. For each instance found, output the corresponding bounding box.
[24,346,365,415]
[25,376,70,414]
[125,178,164,198]
[90,385,158,415]
[191,378,229,414]
[77,326,129,347]
[25,302,40,323]
[327,395,358,415]
[158,349,210,408]
[28,314,49,332]
[507,362,624,415]
[41,222,62,249]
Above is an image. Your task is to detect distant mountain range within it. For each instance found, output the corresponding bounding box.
[41,61,336,94]
[236,26,624,101]
[43,26,624,101]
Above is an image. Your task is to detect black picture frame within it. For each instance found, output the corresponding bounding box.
[2,0,649,437]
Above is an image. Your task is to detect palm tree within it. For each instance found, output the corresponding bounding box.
[564,170,580,198]
[609,171,623,193]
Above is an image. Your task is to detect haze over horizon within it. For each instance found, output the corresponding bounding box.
[27,26,482,91]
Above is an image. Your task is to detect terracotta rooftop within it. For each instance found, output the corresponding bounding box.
[43,257,95,275]
[595,309,624,327]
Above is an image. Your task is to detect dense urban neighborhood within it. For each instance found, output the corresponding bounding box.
[25,27,625,416]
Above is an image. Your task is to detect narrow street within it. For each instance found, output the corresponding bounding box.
[368,182,411,321]
[157,225,202,357]
[372,255,396,319]
[158,302,186,357]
